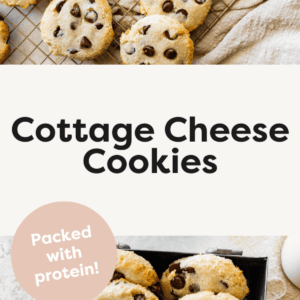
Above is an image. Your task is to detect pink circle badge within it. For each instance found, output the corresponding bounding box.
[11,202,117,300]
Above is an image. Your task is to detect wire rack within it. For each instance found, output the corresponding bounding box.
[0,0,238,64]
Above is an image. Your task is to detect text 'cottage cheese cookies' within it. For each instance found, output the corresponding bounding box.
[0,17,10,64]
[41,0,113,60]
[97,279,159,300]
[161,254,249,300]
[140,0,212,32]
[120,15,194,65]
[112,250,160,296]
[181,292,239,300]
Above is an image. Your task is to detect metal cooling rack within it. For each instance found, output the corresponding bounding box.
[0,0,238,64]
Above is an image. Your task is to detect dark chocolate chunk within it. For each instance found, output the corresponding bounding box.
[70,22,77,30]
[176,9,188,20]
[111,271,125,281]
[195,0,206,3]
[71,4,81,18]
[89,0,95,3]
[164,30,178,40]
[143,46,155,57]
[170,276,185,290]
[220,281,229,289]
[125,44,135,55]
[169,263,181,273]
[95,23,103,30]
[85,10,98,23]
[56,1,66,13]
[162,1,173,12]
[80,36,92,48]
[69,49,78,54]
[134,295,146,300]
[189,284,200,293]
[183,267,195,274]
[0,16,4,21]
[142,25,151,34]
[164,48,177,59]
[53,26,64,37]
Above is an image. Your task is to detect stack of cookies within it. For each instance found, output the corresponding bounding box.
[0,0,212,63]
[97,250,250,300]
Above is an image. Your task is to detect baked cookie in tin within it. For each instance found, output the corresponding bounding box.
[181,291,239,300]
[97,279,159,300]
[161,254,249,300]
[112,250,161,297]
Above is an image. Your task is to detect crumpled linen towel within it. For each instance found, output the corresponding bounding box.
[194,0,300,64]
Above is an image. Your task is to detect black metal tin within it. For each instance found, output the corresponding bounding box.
[127,249,268,300]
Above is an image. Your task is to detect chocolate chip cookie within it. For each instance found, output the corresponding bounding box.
[161,254,249,300]
[41,0,114,60]
[120,15,193,65]
[112,250,160,297]
[0,17,10,64]
[140,0,212,31]
[0,0,37,9]
[181,292,239,300]
[97,279,159,300]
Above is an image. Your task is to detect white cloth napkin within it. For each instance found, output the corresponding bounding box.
[194,0,300,64]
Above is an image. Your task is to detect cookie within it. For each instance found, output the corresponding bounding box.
[112,250,160,296]
[120,15,193,65]
[161,254,249,300]
[97,279,159,300]
[140,0,212,31]
[0,0,37,9]
[0,17,10,64]
[181,292,239,300]
[41,0,114,60]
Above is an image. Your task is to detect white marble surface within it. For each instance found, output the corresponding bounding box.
[1,236,300,300]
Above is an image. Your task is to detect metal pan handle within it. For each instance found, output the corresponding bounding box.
[205,248,243,256]
[117,243,131,250]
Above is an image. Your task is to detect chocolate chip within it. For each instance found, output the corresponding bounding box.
[71,4,81,18]
[70,22,77,30]
[0,16,4,21]
[142,25,151,34]
[183,267,195,274]
[80,36,92,48]
[164,30,178,40]
[162,1,173,12]
[164,49,177,59]
[85,9,98,23]
[171,276,185,290]
[134,295,145,300]
[89,0,95,3]
[195,0,206,3]
[176,9,188,20]
[143,46,155,57]
[53,26,64,37]
[189,284,200,293]
[69,49,78,54]
[124,43,135,55]
[56,1,66,12]
[169,263,181,273]
[111,271,125,281]
[95,23,103,30]
[220,281,228,289]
